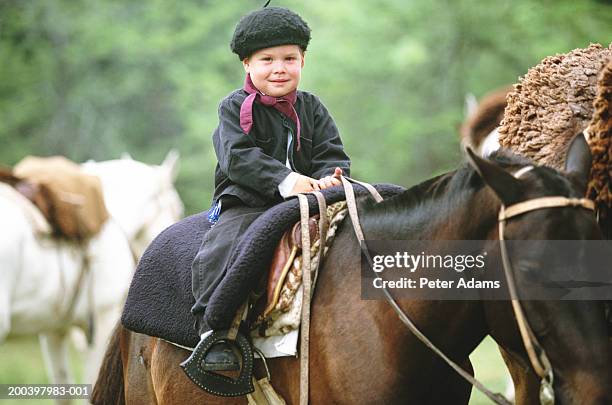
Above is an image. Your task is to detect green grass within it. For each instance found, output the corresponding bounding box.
[469,336,512,405]
[0,335,510,404]
[0,336,84,405]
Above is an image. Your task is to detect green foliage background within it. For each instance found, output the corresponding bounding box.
[1,0,611,215]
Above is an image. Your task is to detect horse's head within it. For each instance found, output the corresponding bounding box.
[467,133,611,404]
[82,151,184,258]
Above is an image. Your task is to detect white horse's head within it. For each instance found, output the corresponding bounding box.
[82,151,184,258]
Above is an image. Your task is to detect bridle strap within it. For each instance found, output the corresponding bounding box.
[500,197,595,221]
[340,176,512,405]
[499,220,552,380]
[498,196,595,388]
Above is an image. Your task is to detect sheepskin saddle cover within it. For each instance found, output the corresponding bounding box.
[121,184,404,348]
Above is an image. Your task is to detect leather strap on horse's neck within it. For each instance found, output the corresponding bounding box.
[343,176,383,203]
[341,176,512,405]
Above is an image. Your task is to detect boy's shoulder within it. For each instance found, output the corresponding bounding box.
[220,89,248,109]
[297,90,323,106]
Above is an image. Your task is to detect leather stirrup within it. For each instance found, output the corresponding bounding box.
[180,329,254,397]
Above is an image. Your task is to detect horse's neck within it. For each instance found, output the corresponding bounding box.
[313,189,493,392]
[429,187,500,240]
[360,182,500,241]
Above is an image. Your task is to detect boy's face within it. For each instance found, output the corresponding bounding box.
[243,44,304,97]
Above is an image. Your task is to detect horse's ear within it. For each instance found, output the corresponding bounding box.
[465,146,522,205]
[162,149,180,183]
[564,132,591,195]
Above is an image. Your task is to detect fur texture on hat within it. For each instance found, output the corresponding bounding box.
[231,7,311,60]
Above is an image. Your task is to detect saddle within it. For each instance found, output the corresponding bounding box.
[263,217,319,317]
[1,156,109,240]
[182,201,348,400]
[121,182,403,401]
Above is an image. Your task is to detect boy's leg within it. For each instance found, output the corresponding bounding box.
[190,199,267,370]
[191,203,267,328]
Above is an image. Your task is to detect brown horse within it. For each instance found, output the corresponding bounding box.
[93,135,611,404]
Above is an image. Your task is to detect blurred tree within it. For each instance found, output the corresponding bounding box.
[0,0,611,213]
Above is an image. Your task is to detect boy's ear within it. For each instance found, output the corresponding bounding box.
[242,58,250,73]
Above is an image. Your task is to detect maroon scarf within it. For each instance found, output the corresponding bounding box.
[239,74,301,150]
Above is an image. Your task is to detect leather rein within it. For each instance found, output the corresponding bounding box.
[337,175,595,405]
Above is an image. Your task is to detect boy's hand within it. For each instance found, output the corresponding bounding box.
[290,174,321,195]
[318,167,343,190]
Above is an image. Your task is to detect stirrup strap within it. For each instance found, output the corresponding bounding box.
[296,192,328,405]
[297,194,310,405]
[311,191,328,289]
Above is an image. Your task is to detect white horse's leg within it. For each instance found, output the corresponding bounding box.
[70,327,88,352]
[39,332,73,383]
[39,332,73,405]
[0,283,11,342]
[0,306,10,343]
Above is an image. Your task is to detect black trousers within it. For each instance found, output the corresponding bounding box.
[191,197,267,335]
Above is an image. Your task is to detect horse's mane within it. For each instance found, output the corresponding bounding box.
[359,149,532,239]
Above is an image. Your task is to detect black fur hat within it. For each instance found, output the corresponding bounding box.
[230,6,311,60]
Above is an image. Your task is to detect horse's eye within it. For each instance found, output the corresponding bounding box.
[513,260,543,284]
[515,260,537,274]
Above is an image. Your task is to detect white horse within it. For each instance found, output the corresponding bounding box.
[0,152,183,403]
[81,150,184,259]
[0,183,134,403]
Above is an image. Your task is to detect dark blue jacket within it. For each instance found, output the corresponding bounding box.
[212,89,351,207]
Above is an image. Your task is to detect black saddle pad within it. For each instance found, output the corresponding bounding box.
[121,184,404,348]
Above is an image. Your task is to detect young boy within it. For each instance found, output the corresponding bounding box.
[190,5,351,371]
